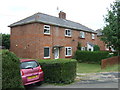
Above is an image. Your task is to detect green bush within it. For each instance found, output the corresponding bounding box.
[0,50,2,90]
[77,42,81,50]
[75,50,109,64]
[2,50,24,89]
[2,34,10,49]
[93,45,100,51]
[37,59,77,84]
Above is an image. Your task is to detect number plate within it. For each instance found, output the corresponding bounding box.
[27,75,38,79]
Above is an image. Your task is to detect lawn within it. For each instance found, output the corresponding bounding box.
[77,63,119,73]
[100,64,120,72]
[76,63,101,73]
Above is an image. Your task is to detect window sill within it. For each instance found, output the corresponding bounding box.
[79,37,85,39]
[65,36,72,38]
[65,56,72,58]
[44,34,51,36]
[44,57,50,59]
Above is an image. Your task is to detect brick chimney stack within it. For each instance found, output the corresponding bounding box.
[59,11,66,19]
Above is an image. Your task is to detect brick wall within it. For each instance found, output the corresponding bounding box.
[101,56,120,69]
[10,23,98,59]
[97,36,106,51]
[10,23,43,59]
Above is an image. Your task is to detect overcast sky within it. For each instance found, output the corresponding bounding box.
[0,0,115,34]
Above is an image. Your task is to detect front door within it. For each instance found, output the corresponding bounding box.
[54,48,59,59]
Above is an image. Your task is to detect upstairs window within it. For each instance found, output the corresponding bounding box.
[65,29,71,37]
[44,25,50,34]
[92,33,95,39]
[80,31,85,38]
[65,47,72,56]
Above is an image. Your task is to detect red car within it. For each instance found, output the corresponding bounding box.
[20,59,44,86]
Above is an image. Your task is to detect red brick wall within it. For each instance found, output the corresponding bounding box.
[10,23,98,59]
[10,23,43,59]
[97,36,106,51]
[101,56,120,69]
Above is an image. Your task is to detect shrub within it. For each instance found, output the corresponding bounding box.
[0,50,2,89]
[77,42,81,50]
[93,45,100,51]
[75,50,109,64]
[2,34,10,49]
[2,50,24,89]
[37,59,77,84]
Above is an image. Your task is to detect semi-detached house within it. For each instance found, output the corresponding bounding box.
[9,11,99,59]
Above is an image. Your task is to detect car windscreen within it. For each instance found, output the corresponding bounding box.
[20,61,39,69]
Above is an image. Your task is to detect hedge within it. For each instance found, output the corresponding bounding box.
[2,50,24,89]
[74,50,109,64]
[37,59,77,84]
[93,45,100,51]
[0,50,2,90]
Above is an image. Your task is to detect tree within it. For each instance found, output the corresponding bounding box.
[0,34,2,46]
[2,34,10,49]
[101,0,120,55]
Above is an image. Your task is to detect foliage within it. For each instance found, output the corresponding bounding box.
[93,45,100,51]
[0,50,1,90]
[0,34,2,46]
[2,34,10,49]
[2,50,24,89]
[37,59,77,84]
[77,42,81,50]
[101,1,120,55]
[75,50,109,64]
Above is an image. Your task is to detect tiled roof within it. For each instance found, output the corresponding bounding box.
[9,12,96,33]
[96,29,103,36]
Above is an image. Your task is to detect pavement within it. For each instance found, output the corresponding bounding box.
[75,72,119,84]
[25,72,120,89]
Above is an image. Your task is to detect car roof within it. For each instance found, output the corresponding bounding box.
[20,59,36,62]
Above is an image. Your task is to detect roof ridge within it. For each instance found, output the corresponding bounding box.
[9,12,96,33]
[68,19,94,31]
[8,13,36,27]
[36,12,58,18]
[36,13,95,31]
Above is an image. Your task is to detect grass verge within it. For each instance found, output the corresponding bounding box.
[77,63,101,73]
[100,64,120,72]
[77,63,119,73]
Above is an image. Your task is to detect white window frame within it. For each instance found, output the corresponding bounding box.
[81,47,85,51]
[44,25,50,34]
[44,47,50,58]
[92,33,95,39]
[65,29,72,37]
[80,31,85,38]
[65,47,72,56]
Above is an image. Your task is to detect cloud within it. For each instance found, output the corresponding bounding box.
[0,0,115,34]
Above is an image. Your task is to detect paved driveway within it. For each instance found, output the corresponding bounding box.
[25,72,119,89]
[26,82,118,89]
